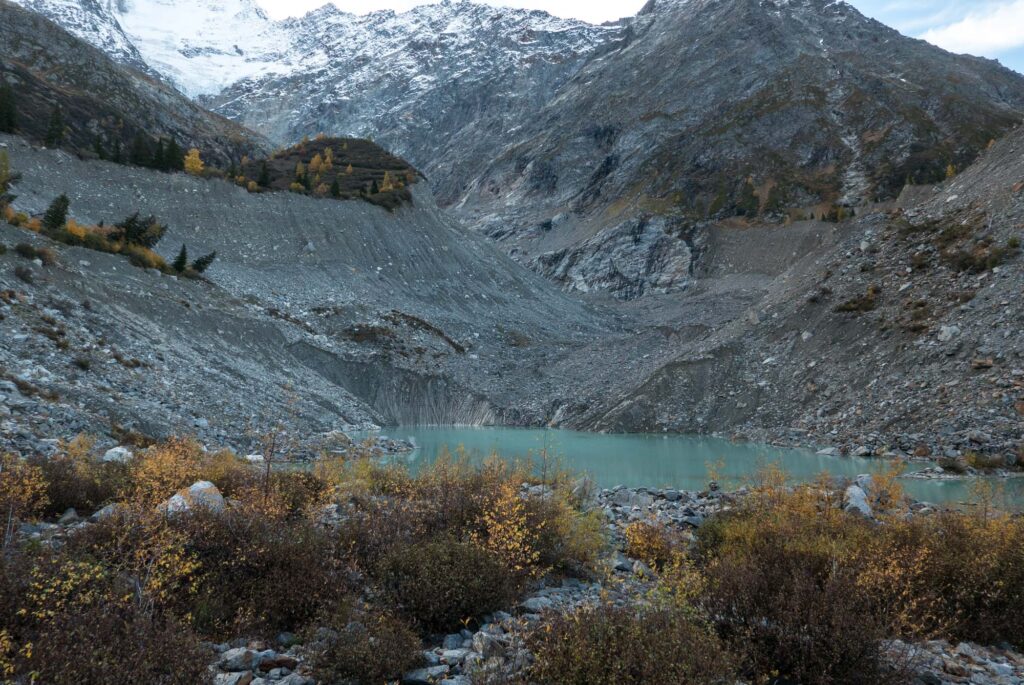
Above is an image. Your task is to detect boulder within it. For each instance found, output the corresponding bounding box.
[162,481,226,514]
[90,503,120,522]
[219,647,256,672]
[843,484,872,517]
[403,665,450,684]
[520,596,553,613]
[244,454,265,464]
[102,446,134,463]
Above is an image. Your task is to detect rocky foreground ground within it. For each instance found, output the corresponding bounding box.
[17,469,1024,685]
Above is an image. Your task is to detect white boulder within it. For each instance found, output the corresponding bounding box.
[162,481,225,514]
[101,446,134,463]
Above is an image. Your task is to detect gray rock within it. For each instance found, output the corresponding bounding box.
[843,484,872,517]
[403,665,450,684]
[472,632,506,659]
[162,481,226,514]
[101,446,134,463]
[520,596,553,613]
[219,647,256,672]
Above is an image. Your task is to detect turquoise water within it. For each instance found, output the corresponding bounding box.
[370,427,1024,508]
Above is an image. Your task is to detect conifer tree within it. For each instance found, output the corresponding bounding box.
[370,179,379,194]
[323,147,333,170]
[172,244,188,273]
[114,212,165,248]
[44,106,64,147]
[42,194,69,233]
[155,138,170,170]
[183,148,204,176]
[165,138,184,171]
[227,161,237,179]
[309,153,323,175]
[345,163,353,175]
[330,176,340,198]
[0,79,16,133]
[92,136,107,161]
[111,139,123,164]
[129,133,151,167]
[258,161,270,187]
[191,251,216,274]
[380,171,394,192]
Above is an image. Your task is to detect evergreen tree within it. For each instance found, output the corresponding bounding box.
[129,132,151,167]
[92,136,107,160]
[330,176,340,198]
[42,194,70,233]
[258,161,270,187]
[111,139,123,164]
[152,138,166,170]
[0,79,16,133]
[227,160,237,179]
[44,106,64,147]
[172,244,188,273]
[165,137,184,171]
[370,179,379,194]
[191,251,216,274]
[114,212,165,248]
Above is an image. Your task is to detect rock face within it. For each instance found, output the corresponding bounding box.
[528,215,696,299]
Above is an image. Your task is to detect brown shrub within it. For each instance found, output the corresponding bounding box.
[68,506,349,638]
[29,436,131,517]
[374,535,520,633]
[1,552,208,685]
[858,511,1024,647]
[173,509,348,636]
[309,610,421,685]
[699,525,896,685]
[527,605,736,685]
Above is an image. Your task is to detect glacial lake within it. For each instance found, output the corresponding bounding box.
[369,427,1024,508]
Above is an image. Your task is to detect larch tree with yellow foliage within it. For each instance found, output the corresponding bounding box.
[183,148,204,176]
[380,170,395,192]
[345,163,353,175]
[309,153,324,176]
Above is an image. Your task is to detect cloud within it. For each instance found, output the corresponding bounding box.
[921,0,1024,55]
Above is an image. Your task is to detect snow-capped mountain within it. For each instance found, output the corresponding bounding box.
[7,0,296,95]
[209,1,623,202]
[8,0,151,73]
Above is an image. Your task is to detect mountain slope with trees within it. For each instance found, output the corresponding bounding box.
[0,0,268,166]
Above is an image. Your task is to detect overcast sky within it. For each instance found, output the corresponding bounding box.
[255,0,1024,73]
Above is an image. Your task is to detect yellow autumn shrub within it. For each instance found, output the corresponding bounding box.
[474,481,541,576]
[128,438,204,506]
[0,453,48,548]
